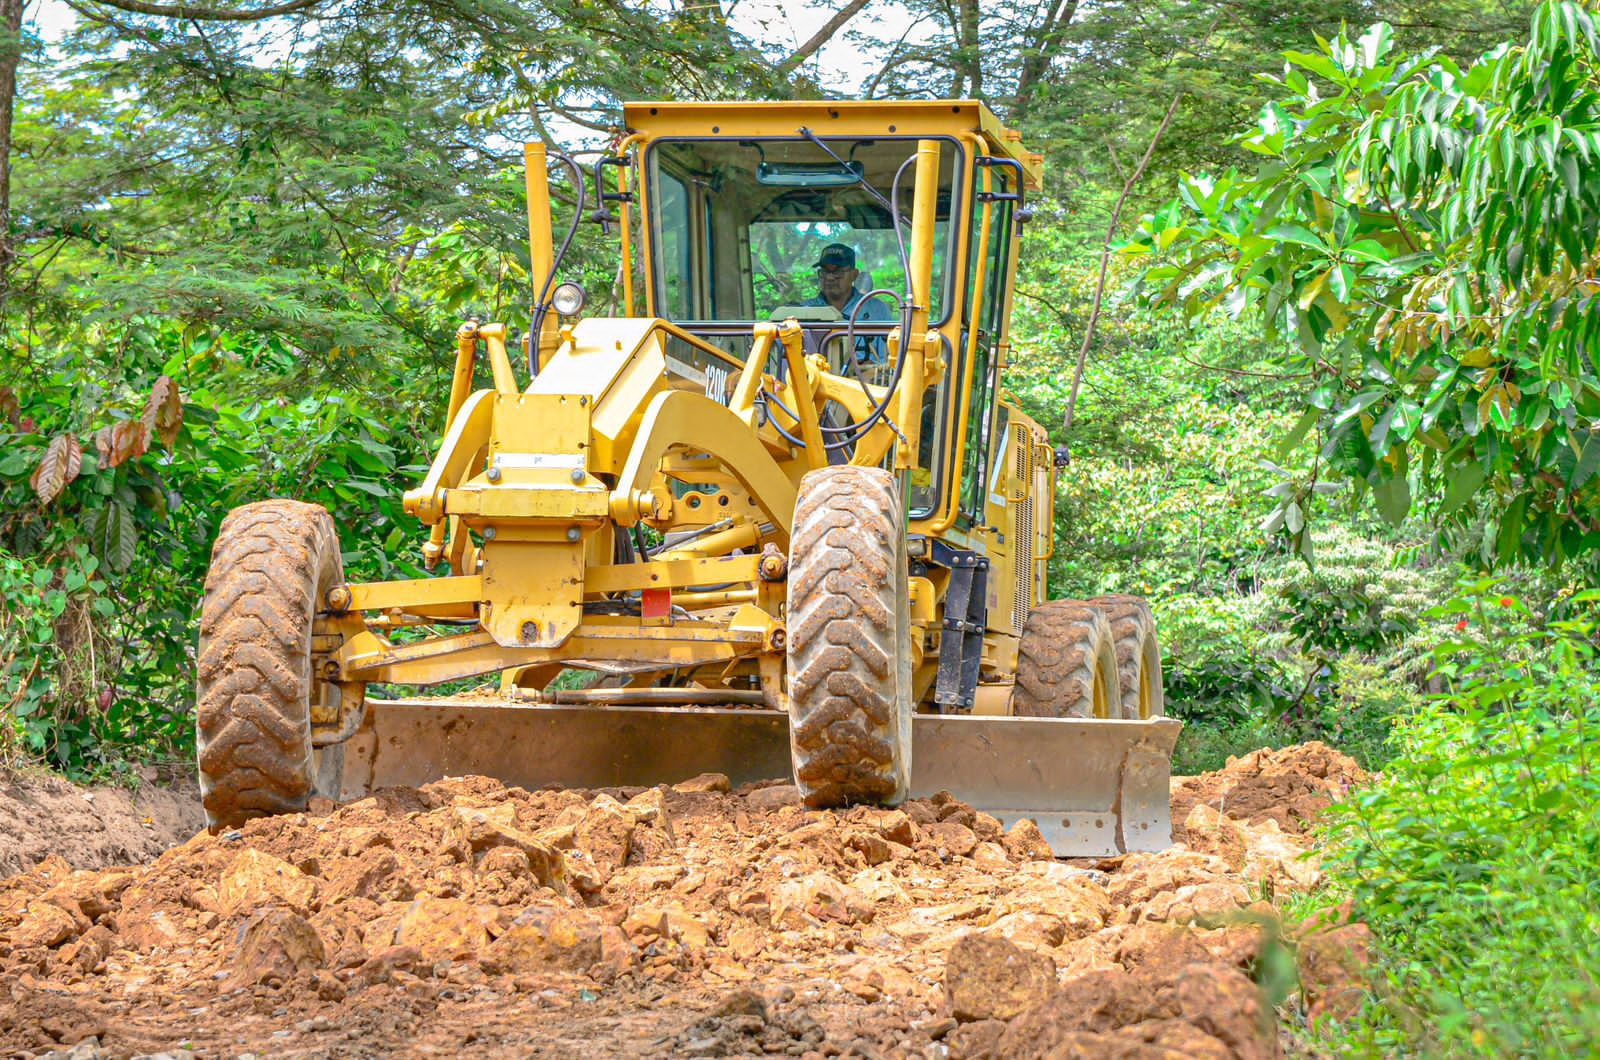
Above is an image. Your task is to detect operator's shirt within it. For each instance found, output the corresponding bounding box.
[804,290,893,363]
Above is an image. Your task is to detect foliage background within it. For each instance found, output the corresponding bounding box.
[4,1,1599,1050]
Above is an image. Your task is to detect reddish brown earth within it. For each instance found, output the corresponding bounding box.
[0,771,203,878]
[0,744,1369,1059]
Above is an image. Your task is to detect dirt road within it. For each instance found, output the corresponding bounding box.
[0,744,1369,1059]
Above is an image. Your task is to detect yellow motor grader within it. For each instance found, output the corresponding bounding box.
[194,100,1179,856]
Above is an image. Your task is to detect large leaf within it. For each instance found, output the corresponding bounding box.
[30,434,83,504]
[84,503,139,573]
[95,420,152,469]
[141,377,184,449]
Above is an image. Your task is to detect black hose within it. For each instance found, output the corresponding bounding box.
[528,152,587,376]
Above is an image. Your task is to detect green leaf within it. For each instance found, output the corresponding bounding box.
[1375,472,1411,526]
[1570,432,1600,491]
[1440,461,1487,517]
[1276,408,1322,461]
[85,503,139,573]
[1264,223,1329,251]
[1342,239,1392,264]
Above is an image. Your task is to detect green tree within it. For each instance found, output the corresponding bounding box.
[1130,0,1600,569]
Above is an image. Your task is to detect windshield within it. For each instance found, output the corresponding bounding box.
[647,137,960,325]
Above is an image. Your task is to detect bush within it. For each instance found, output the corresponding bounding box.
[1318,580,1600,1056]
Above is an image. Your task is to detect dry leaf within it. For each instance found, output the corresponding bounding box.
[30,434,83,504]
[95,419,151,469]
[0,387,18,428]
[141,376,183,448]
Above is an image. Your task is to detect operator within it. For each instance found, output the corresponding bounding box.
[805,243,891,363]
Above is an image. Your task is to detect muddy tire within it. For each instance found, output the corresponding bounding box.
[1089,594,1165,719]
[1012,601,1118,718]
[196,500,344,831]
[785,465,912,808]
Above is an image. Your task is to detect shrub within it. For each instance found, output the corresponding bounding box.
[1318,580,1600,1056]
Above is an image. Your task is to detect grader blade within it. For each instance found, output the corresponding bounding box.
[339,700,1182,858]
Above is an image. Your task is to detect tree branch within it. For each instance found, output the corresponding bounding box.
[776,0,871,76]
[1063,89,1183,431]
[86,0,322,22]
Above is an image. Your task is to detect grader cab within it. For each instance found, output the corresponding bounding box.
[194,101,1180,856]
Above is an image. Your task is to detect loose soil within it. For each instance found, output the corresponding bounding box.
[0,743,1370,1059]
[0,771,203,878]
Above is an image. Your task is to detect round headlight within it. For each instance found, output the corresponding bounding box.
[550,281,587,317]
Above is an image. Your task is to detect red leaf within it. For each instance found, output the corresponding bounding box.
[30,434,83,504]
[140,376,183,449]
[95,419,151,469]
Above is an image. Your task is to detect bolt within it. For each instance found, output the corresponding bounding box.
[325,584,352,612]
[486,466,502,482]
[521,621,539,643]
[566,527,582,543]
[484,526,497,541]
[769,628,787,651]
[570,468,585,484]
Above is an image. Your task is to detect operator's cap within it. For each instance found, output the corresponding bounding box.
[814,243,856,270]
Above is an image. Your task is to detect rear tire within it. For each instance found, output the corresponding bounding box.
[196,500,344,831]
[1089,594,1165,719]
[1012,601,1118,718]
[785,465,912,808]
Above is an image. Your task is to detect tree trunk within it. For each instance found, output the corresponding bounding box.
[0,0,22,301]
[957,0,981,97]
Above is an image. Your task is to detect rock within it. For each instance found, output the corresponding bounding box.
[217,849,320,918]
[770,873,873,929]
[1176,963,1274,1060]
[1035,1020,1233,1059]
[324,849,413,904]
[972,842,1011,873]
[1002,818,1054,860]
[393,897,488,963]
[1182,804,1250,872]
[1115,922,1216,980]
[946,1019,1006,1060]
[996,968,1177,1056]
[857,808,916,846]
[482,906,637,981]
[477,846,535,883]
[673,773,731,794]
[846,831,894,865]
[225,909,326,988]
[1139,880,1250,926]
[574,795,636,882]
[14,901,83,949]
[625,788,672,830]
[58,923,115,974]
[623,903,711,954]
[944,933,1056,1022]
[352,945,423,987]
[745,784,802,811]
[447,805,567,890]
[986,911,1066,952]
[115,907,184,952]
[41,871,133,923]
[925,821,979,858]
[1245,820,1323,891]
[1296,921,1373,1023]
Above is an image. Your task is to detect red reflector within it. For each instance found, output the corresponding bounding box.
[641,587,671,619]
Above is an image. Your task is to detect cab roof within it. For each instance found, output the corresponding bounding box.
[619,99,1043,192]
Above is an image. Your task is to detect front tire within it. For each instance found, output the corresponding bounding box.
[785,465,912,808]
[196,500,344,831]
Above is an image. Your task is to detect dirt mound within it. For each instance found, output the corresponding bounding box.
[0,751,1363,1058]
[0,770,203,877]
[1172,741,1368,838]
